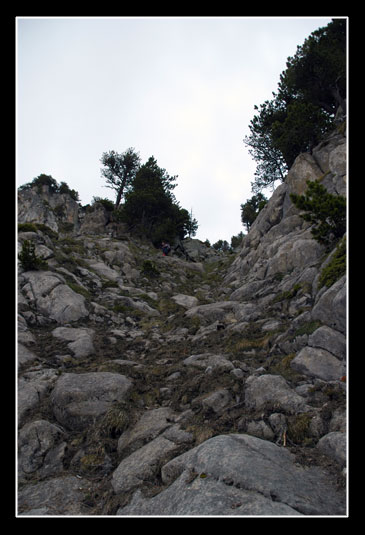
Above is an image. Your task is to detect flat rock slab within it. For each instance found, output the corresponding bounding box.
[118,433,345,516]
[117,471,302,516]
[51,372,132,431]
[18,475,92,515]
[183,353,234,371]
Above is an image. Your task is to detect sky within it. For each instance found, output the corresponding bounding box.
[16,16,334,245]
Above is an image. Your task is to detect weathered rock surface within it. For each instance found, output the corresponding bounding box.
[118,434,345,516]
[51,372,133,431]
[244,374,310,414]
[17,126,346,516]
[19,271,88,324]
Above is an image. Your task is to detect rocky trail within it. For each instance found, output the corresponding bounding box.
[17,128,347,516]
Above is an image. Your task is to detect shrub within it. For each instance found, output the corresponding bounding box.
[290,180,346,249]
[18,240,48,271]
[141,260,160,279]
[319,236,346,288]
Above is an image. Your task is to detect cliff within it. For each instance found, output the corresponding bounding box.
[17,127,346,516]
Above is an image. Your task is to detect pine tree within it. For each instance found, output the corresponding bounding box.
[290,180,346,249]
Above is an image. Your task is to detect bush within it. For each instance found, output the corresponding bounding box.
[290,180,346,249]
[141,260,160,279]
[18,240,48,271]
[319,236,346,288]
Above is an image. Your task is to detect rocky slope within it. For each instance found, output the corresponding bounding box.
[17,129,346,516]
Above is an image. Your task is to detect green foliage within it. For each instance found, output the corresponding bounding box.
[230,231,245,249]
[19,174,80,201]
[212,239,230,253]
[319,236,346,288]
[121,156,197,245]
[290,180,346,248]
[18,240,48,271]
[91,197,115,212]
[240,193,268,232]
[244,19,346,192]
[18,223,38,233]
[141,260,160,279]
[100,148,141,208]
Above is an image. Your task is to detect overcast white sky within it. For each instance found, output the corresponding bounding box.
[16,16,334,244]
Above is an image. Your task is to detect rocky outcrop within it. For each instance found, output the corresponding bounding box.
[17,127,346,516]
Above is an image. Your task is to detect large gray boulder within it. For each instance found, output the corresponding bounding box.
[290,346,345,381]
[18,419,67,481]
[118,433,345,515]
[51,372,132,431]
[244,374,310,414]
[52,326,95,358]
[20,271,88,324]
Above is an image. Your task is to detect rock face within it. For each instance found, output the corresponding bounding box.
[17,127,346,516]
[118,433,344,515]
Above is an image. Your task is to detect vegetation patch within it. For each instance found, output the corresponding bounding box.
[18,240,48,271]
[287,413,313,445]
[319,236,346,288]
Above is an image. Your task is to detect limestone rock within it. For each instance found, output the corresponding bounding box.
[183,353,234,371]
[118,433,345,515]
[312,276,346,334]
[112,435,183,494]
[244,374,310,414]
[18,475,92,515]
[172,294,199,309]
[18,420,67,481]
[308,325,346,360]
[117,407,176,456]
[290,346,345,381]
[316,431,346,467]
[51,372,132,431]
[18,369,59,427]
[52,326,95,358]
[20,271,88,324]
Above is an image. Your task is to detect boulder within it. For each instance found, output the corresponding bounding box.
[52,326,95,358]
[201,388,232,413]
[112,435,183,494]
[172,294,199,309]
[183,353,234,371]
[308,325,346,360]
[244,374,310,414]
[87,260,121,282]
[18,369,59,427]
[312,276,346,334]
[20,271,88,324]
[18,343,38,366]
[290,346,345,381]
[18,419,67,481]
[118,472,301,516]
[117,407,177,456]
[51,372,132,431]
[185,301,235,320]
[316,431,346,467]
[18,475,92,515]
[118,433,345,515]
